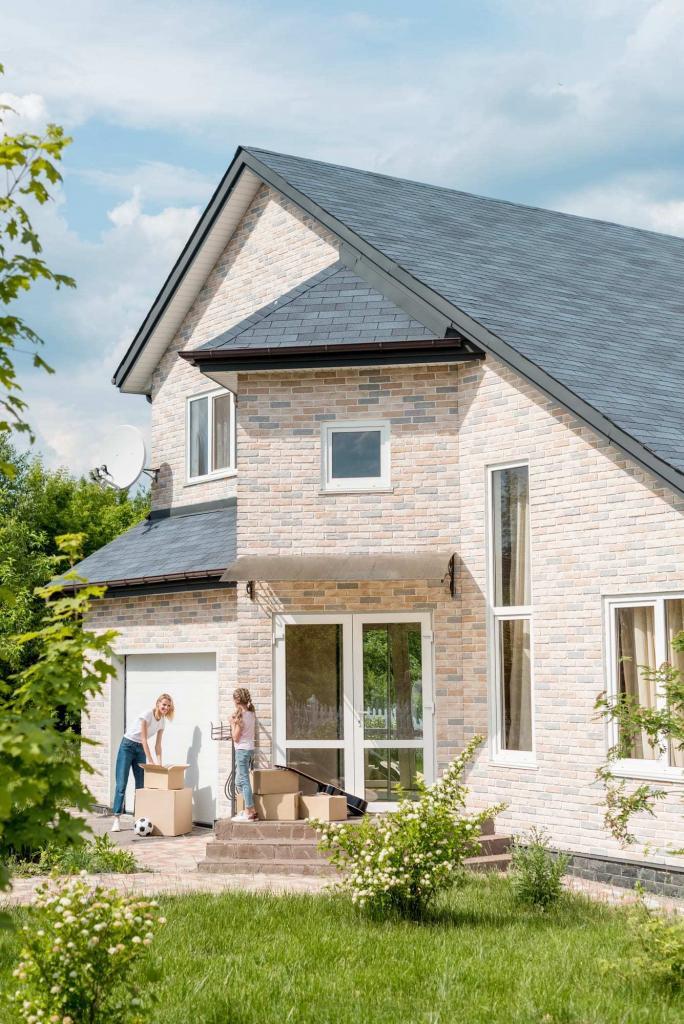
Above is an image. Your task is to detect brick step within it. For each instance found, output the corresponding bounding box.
[464,852,511,873]
[205,840,330,863]
[197,859,338,877]
[214,819,362,841]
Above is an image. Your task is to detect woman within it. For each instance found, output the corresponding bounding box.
[111,693,175,832]
[231,687,257,822]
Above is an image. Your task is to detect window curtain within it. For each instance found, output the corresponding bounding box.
[666,600,684,768]
[494,467,531,751]
[617,606,657,759]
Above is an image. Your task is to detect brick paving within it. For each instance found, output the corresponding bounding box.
[3,812,683,916]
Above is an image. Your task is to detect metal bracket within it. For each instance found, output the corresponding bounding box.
[445,554,457,598]
[246,580,255,600]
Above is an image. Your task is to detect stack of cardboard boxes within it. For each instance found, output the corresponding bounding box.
[241,768,347,822]
[134,764,193,836]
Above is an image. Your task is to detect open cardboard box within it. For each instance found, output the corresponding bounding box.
[140,764,188,791]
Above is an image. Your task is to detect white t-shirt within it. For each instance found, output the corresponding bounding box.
[235,710,255,750]
[125,710,166,744]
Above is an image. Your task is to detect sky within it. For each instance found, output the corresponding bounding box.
[2,0,684,476]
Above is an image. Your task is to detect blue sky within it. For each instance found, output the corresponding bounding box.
[2,0,683,474]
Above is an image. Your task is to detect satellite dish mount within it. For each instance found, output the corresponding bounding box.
[91,425,157,491]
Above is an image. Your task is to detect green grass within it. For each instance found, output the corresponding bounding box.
[1,875,681,1024]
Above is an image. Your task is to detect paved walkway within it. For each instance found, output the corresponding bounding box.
[2,812,682,913]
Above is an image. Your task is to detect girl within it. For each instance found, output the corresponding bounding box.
[231,687,257,822]
[111,693,175,832]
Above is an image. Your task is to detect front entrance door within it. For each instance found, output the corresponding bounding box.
[274,613,434,806]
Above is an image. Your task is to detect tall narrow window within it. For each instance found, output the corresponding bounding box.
[490,465,533,756]
[187,389,235,481]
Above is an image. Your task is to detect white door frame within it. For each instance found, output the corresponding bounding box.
[273,611,435,807]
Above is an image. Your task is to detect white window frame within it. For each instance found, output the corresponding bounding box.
[186,387,236,484]
[604,592,684,783]
[486,460,536,768]
[320,419,391,493]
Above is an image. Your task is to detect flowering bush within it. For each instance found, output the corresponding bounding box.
[10,874,165,1024]
[313,736,504,917]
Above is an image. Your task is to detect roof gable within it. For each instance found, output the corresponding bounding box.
[114,144,684,494]
[196,260,436,352]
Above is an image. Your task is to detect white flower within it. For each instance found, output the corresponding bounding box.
[131,936,142,944]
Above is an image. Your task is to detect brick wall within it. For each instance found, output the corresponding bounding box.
[83,587,237,817]
[232,354,684,864]
[457,356,684,866]
[148,185,338,510]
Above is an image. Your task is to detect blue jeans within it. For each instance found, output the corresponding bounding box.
[235,749,254,808]
[113,737,146,814]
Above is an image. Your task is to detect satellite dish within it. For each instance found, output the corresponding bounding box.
[91,425,152,490]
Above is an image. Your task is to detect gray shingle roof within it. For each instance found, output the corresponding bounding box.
[69,503,236,586]
[199,261,435,351]
[246,148,684,477]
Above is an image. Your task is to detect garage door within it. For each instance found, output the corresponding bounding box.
[124,652,218,824]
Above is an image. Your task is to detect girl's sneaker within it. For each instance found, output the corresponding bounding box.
[110,816,121,833]
[231,810,258,822]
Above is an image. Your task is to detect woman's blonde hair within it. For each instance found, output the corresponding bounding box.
[156,693,175,721]
[233,688,255,713]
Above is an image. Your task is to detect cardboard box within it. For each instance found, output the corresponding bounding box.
[251,768,300,796]
[254,792,301,821]
[299,793,347,822]
[140,764,188,791]
[134,787,192,836]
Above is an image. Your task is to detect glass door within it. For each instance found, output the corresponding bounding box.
[273,615,354,789]
[353,613,434,808]
[274,612,434,805]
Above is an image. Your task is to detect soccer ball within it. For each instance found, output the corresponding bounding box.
[134,817,154,837]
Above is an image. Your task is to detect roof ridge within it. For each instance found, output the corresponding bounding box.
[200,260,346,351]
[245,146,684,246]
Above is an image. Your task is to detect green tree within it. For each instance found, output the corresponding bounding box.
[0,537,118,915]
[0,436,149,678]
[1,63,75,474]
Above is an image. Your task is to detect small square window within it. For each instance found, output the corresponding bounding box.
[186,389,236,482]
[322,421,390,492]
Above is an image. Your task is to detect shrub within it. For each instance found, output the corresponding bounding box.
[313,736,504,918]
[10,874,165,1023]
[510,827,568,908]
[627,894,684,988]
[12,834,140,877]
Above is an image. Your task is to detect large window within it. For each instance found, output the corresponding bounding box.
[186,388,235,482]
[608,596,684,773]
[488,464,533,761]
[321,421,390,492]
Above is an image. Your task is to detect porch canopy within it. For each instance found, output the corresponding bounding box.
[220,549,455,584]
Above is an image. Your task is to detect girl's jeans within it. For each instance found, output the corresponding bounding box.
[112,737,146,815]
[235,748,255,808]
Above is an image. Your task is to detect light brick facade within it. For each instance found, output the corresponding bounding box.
[149,184,338,511]
[83,186,684,868]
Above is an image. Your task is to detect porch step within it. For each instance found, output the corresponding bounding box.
[200,817,512,878]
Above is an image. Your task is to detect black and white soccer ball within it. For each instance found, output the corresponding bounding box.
[134,817,154,837]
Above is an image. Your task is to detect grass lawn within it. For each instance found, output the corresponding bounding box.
[0,874,681,1024]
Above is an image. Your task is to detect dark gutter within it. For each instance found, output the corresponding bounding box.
[92,578,235,599]
[148,496,236,520]
[180,337,484,372]
[62,569,235,593]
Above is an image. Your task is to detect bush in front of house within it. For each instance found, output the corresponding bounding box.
[10,834,140,878]
[510,827,568,909]
[312,736,504,918]
[10,875,165,1024]
[620,891,684,989]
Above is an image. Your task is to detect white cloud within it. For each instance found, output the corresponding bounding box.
[554,174,684,236]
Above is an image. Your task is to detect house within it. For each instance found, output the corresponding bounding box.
[77,147,684,887]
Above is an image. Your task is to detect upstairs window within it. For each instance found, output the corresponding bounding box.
[187,388,235,482]
[321,421,390,492]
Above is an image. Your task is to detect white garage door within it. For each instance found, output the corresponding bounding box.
[124,652,218,824]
